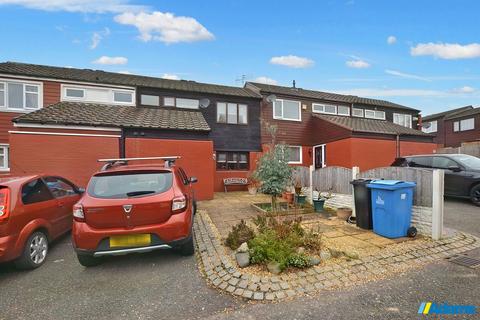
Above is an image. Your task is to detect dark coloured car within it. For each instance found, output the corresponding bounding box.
[392,154,480,206]
[72,157,197,267]
[0,175,82,269]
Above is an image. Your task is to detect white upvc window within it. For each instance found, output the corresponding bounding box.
[0,79,42,111]
[164,97,175,107]
[365,109,386,120]
[422,120,438,133]
[312,103,337,115]
[352,108,364,117]
[454,118,475,132]
[286,146,302,164]
[62,84,135,105]
[337,105,350,116]
[141,94,159,106]
[393,113,412,128]
[176,98,199,109]
[0,144,9,171]
[273,99,301,121]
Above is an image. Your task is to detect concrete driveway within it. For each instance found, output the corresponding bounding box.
[0,198,478,319]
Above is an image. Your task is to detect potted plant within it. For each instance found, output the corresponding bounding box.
[312,190,333,213]
[295,187,307,205]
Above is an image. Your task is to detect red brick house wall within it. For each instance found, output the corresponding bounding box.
[9,130,120,187]
[125,138,215,200]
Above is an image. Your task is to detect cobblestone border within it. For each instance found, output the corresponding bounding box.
[194,210,480,301]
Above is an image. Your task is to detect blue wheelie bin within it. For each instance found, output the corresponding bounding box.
[366,180,416,238]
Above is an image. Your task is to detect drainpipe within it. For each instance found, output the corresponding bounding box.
[396,134,401,158]
[119,129,126,158]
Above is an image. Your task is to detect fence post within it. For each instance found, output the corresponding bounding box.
[351,167,360,218]
[431,169,444,240]
[309,165,314,204]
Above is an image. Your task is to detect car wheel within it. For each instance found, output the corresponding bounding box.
[178,235,195,256]
[76,254,101,267]
[470,184,480,206]
[14,231,49,269]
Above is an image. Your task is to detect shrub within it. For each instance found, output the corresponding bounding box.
[302,228,323,252]
[225,220,255,250]
[286,254,311,268]
[248,230,295,271]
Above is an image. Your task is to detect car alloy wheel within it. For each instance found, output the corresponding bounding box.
[29,233,48,265]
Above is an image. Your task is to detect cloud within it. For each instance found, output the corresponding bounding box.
[92,56,128,65]
[387,36,397,45]
[253,76,278,85]
[117,70,131,74]
[385,69,430,81]
[270,55,314,68]
[114,11,214,44]
[90,27,110,49]
[346,59,370,69]
[161,73,180,80]
[452,86,476,94]
[0,0,146,13]
[411,42,480,59]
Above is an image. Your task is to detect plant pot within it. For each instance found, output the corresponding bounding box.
[295,194,307,205]
[313,199,325,212]
[248,186,257,195]
[285,192,294,204]
[336,207,352,221]
[294,186,302,195]
[282,192,287,199]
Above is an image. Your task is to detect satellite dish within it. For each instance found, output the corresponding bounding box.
[266,94,277,103]
[422,122,431,129]
[199,98,210,108]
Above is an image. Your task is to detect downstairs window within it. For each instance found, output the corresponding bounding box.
[216,151,249,170]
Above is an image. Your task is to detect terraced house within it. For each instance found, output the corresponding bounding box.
[0,62,435,199]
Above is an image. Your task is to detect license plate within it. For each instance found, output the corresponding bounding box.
[109,234,151,248]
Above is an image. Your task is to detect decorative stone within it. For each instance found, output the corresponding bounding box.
[236,252,250,268]
[237,242,249,253]
[309,257,321,266]
[267,261,282,274]
[344,250,360,260]
[320,249,332,262]
[328,247,343,258]
[297,246,306,255]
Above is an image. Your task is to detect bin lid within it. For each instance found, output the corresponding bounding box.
[366,180,416,190]
[350,179,372,185]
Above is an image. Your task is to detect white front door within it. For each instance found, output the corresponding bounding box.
[314,144,326,169]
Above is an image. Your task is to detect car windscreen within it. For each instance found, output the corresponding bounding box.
[449,155,480,169]
[87,171,173,199]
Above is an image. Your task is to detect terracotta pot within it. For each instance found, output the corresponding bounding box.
[282,192,288,199]
[285,192,294,204]
[248,186,257,195]
[336,207,352,221]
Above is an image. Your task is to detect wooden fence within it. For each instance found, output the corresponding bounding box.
[291,166,310,187]
[436,141,480,158]
[359,167,433,207]
[312,166,353,194]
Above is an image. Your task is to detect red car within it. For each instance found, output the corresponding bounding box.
[72,157,197,267]
[0,175,82,269]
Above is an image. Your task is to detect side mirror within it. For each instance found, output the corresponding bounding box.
[189,177,198,184]
[77,187,86,194]
[448,166,462,172]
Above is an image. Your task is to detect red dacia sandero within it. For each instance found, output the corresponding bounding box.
[72,157,197,267]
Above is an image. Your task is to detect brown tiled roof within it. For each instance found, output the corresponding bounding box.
[423,106,473,121]
[313,114,432,137]
[0,61,261,99]
[247,82,418,111]
[13,102,211,131]
[444,107,480,120]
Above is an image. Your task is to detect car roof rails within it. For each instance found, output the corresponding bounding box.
[97,156,181,171]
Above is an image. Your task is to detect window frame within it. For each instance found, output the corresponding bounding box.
[286,145,302,164]
[43,176,80,198]
[21,178,55,205]
[337,105,351,116]
[0,79,42,112]
[215,151,250,171]
[352,108,364,118]
[140,94,160,106]
[365,109,386,120]
[64,87,86,100]
[0,144,9,171]
[112,90,134,104]
[216,102,248,125]
[273,99,301,122]
[312,103,337,115]
[163,96,175,107]
[393,113,413,128]
[422,120,438,133]
[176,98,199,109]
[453,118,475,132]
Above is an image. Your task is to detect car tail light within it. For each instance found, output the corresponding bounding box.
[172,195,187,214]
[73,204,85,222]
[0,188,10,222]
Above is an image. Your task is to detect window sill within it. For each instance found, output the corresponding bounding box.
[273,117,302,122]
[0,108,39,114]
[0,168,10,172]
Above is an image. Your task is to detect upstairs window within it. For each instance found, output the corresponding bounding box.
[274,99,301,121]
[63,85,134,105]
[422,120,437,133]
[352,108,364,117]
[216,151,249,170]
[337,106,350,116]
[217,102,248,124]
[176,98,199,109]
[113,91,134,103]
[164,97,175,107]
[312,103,336,115]
[393,113,412,128]
[365,109,386,120]
[454,118,475,132]
[65,88,85,99]
[141,94,160,106]
[0,80,41,110]
[0,145,8,170]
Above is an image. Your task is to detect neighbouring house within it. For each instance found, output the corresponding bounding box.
[422,106,480,148]
[245,82,436,170]
[0,62,263,200]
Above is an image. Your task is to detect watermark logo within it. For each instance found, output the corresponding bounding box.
[418,302,476,315]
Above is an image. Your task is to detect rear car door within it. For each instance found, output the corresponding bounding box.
[43,176,82,233]
[21,179,60,236]
[84,170,175,229]
[432,156,467,196]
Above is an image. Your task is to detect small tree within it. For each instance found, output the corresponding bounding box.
[254,144,292,214]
